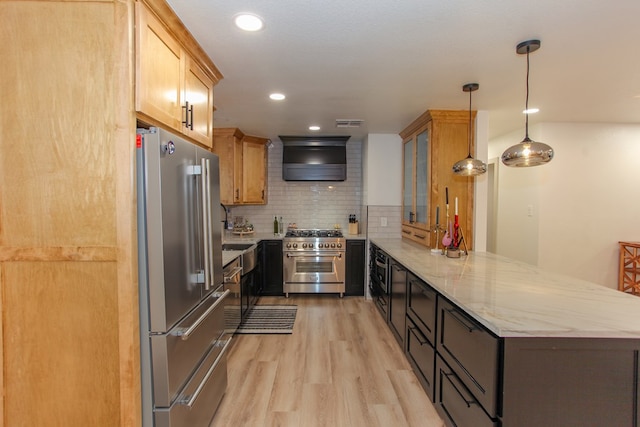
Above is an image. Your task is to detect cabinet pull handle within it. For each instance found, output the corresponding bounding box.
[175,289,230,340]
[235,189,239,200]
[409,211,415,223]
[402,229,411,235]
[180,337,233,408]
[262,189,265,200]
[391,263,405,272]
[446,307,481,332]
[375,260,387,269]
[409,326,428,345]
[414,233,426,239]
[189,104,194,130]
[182,101,190,128]
[443,371,478,408]
[410,280,432,299]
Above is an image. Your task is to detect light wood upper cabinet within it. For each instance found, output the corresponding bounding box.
[400,110,475,249]
[241,135,268,204]
[183,56,215,145]
[213,128,268,205]
[136,2,219,148]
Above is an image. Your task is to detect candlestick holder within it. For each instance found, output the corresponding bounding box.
[431,224,444,253]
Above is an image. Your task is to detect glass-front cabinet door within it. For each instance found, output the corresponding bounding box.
[414,129,428,227]
[403,138,414,224]
[402,126,430,230]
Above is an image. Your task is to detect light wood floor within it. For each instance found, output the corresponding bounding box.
[209,295,445,427]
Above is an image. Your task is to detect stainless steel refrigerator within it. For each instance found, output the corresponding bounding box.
[137,127,231,426]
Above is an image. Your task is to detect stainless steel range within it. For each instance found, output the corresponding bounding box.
[283,229,346,297]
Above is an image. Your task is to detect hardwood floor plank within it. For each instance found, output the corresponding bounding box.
[210,296,444,427]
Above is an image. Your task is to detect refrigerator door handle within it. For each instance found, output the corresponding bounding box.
[175,289,230,340]
[200,158,212,291]
[204,158,215,290]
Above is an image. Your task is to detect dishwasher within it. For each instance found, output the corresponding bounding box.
[223,258,242,335]
[238,244,259,321]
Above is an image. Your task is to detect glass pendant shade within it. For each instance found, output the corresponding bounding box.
[501,137,554,167]
[453,155,487,175]
[502,39,553,167]
[453,83,486,176]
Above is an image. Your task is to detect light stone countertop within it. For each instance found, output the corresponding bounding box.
[371,238,640,339]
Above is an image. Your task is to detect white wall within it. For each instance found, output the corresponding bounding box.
[489,122,640,289]
[472,111,489,252]
[362,133,402,206]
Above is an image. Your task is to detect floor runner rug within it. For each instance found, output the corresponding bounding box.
[235,305,297,334]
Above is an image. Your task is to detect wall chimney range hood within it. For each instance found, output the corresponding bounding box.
[280,135,350,181]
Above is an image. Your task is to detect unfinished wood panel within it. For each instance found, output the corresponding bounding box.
[3,262,120,425]
[1,1,141,426]
[1,2,117,249]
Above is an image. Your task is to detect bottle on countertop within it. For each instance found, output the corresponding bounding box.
[279,216,283,235]
[274,216,279,235]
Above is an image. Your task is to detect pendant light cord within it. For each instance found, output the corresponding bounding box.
[468,88,472,156]
[525,46,530,139]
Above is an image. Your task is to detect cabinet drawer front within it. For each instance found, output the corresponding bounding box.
[401,225,430,246]
[407,273,437,345]
[406,317,435,400]
[437,297,500,417]
[435,356,499,427]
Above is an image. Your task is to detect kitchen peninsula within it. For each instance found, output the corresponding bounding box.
[372,238,640,427]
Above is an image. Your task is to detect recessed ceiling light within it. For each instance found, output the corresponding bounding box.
[269,93,285,101]
[234,13,264,31]
[523,108,539,114]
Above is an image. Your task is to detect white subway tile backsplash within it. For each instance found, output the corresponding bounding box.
[230,139,363,232]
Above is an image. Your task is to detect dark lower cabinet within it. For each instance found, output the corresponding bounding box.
[406,316,435,400]
[405,272,438,400]
[345,240,365,296]
[435,355,499,427]
[261,240,283,296]
[389,260,407,348]
[437,297,500,419]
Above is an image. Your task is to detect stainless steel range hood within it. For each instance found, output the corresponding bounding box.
[281,136,350,181]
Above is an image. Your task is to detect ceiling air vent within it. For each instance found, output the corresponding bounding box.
[335,119,364,128]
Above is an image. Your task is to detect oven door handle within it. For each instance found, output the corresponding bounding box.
[375,259,387,269]
[286,253,343,258]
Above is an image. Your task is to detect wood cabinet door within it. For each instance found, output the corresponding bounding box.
[241,136,267,204]
[135,2,183,130]
[213,128,243,205]
[183,56,214,147]
[402,137,415,226]
[233,136,244,203]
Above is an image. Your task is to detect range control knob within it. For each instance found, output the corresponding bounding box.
[331,243,336,248]
[293,243,298,248]
[308,243,314,249]
[337,243,342,248]
[286,243,291,249]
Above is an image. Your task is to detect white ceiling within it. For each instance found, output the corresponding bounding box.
[166,0,640,142]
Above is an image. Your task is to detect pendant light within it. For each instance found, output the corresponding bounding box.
[501,39,554,167]
[452,83,487,176]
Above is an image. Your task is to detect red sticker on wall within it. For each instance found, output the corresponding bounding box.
[136,134,142,148]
